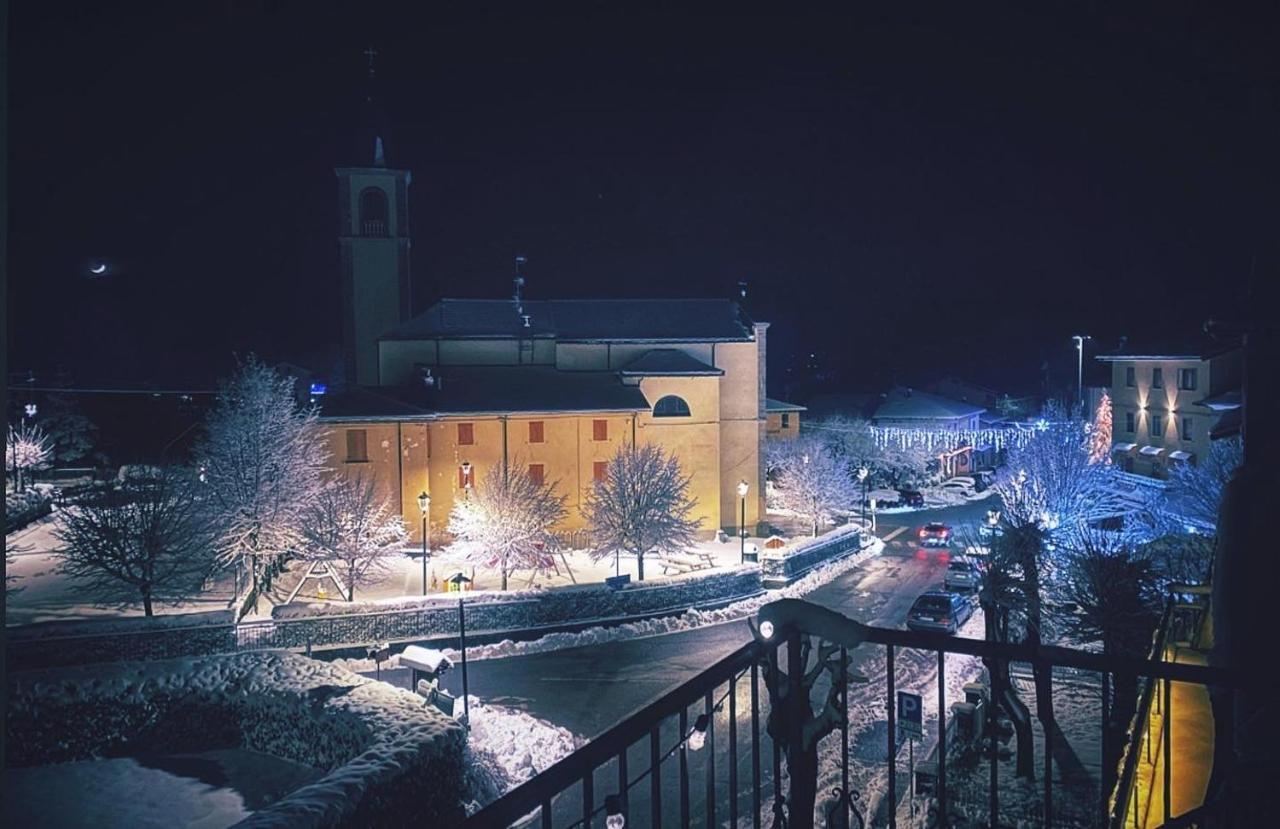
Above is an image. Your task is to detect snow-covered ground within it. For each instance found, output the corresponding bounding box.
[462,697,581,814]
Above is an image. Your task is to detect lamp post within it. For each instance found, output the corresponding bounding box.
[737,480,750,563]
[417,491,430,596]
[1072,334,1092,411]
[445,571,473,727]
[461,461,472,499]
[857,466,869,529]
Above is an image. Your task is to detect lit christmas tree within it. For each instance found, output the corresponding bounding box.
[1088,391,1112,464]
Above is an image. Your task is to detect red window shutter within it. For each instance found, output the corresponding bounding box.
[592,419,608,441]
[528,464,545,486]
[528,421,544,443]
[457,423,474,445]
[592,461,608,482]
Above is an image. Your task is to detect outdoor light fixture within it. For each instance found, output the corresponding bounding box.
[857,467,869,528]
[604,795,626,829]
[737,480,750,498]
[24,404,37,418]
[759,620,775,640]
[418,492,431,595]
[461,461,473,495]
[687,713,710,751]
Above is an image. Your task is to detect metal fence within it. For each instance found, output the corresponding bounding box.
[466,598,1240,829]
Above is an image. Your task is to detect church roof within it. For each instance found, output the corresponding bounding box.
[618,349,723,377]
[317,367,651,420]
[380,298,756,342]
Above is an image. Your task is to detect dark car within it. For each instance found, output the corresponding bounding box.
[906,591,975,635]
[918,522,951,547]
[898,489,925,507]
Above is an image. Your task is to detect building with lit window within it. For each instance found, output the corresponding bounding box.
[765,398,805,439]
[1096,340,1242,477]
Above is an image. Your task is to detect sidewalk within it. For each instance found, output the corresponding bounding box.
[1131,645,1215,827]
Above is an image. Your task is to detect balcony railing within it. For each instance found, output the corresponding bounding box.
[464,599,1241,829]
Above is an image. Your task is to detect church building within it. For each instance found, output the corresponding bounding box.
[319,75,768,542]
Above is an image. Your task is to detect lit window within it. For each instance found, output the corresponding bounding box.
[592,419,608,441]
[528,464,545,485]
[345,430,368,462]
[528,421,544,443]
[652,396,691,418]
[457,423,474,446]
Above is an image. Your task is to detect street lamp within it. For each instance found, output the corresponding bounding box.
[737,480,750,563]
[23,403,37,419]
[857,466,869,529]
[445,571,473,727]
[1072,334,1092,411]
[417,491,431,596]
[461,461,472,498]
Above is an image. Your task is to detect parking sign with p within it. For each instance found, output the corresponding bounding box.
[898,691,923,739]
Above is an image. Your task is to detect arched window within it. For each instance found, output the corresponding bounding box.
[653,395,691,418]
[359,187,389,237]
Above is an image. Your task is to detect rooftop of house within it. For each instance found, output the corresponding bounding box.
[873,387,986,420]
[1094,334,1242,362]
[765,398,807,413]
[380,298,757,343]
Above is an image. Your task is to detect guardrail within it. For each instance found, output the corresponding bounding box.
[466,599,1241,829]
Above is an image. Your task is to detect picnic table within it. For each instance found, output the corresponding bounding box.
[657,552,717,575]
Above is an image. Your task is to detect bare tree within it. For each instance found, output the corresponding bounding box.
[7,422,53,492]
[56,468,214,616]
[1058,531,1162,795]
[768,436,857,536]
[301,474,407,602]
[448,461,567,590]
[194,357,329,610]
[584,443,701,581]
[1165,436,1242,528]
[810,416,931,489]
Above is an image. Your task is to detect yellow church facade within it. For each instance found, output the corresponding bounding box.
[317,298,769,542]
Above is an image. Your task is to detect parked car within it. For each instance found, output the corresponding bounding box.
[918,522,952,547]
[907,590,975,635]
[973,471,994,492]
[898,489,925,507]
[944,558,982,591]
[941,476,975,491]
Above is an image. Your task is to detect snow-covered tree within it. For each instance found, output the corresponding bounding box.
[584,443,701,581]
[301,473,407,601]
[1088,391,1112,464]
[194,357,329,610]
[1165,435,1242,528]
[7,422,53,492]
[768,436,858,536]
[448,461,567,590]
[56,468,214,616]
[39,392,101,466]
[813,416,930,489]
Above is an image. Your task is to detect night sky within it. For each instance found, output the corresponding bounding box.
[8,3,1277,397]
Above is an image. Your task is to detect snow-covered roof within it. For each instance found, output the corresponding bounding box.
[1168,450,1193,461]
[765,398,807,413]
[873,387,986,420]
[1112,442,1138,452]
[1139,445,1165,456]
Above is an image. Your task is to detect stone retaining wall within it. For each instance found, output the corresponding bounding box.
[760,526,864,589]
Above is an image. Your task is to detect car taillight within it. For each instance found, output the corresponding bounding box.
[939,617,950,624]
[918,528,927,537]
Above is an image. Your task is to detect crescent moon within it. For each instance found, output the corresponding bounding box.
[90,264,107,274]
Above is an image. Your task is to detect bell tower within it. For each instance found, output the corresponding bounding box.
[336,46,412,387]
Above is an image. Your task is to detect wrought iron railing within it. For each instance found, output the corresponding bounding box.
[465,598,1240,829]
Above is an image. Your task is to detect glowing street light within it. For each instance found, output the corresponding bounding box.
[737,480,750,563]
[417,491,431,596]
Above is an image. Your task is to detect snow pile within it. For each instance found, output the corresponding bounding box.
[462,697,581,814]
[441,535,885,663]
[7,652,468,827]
